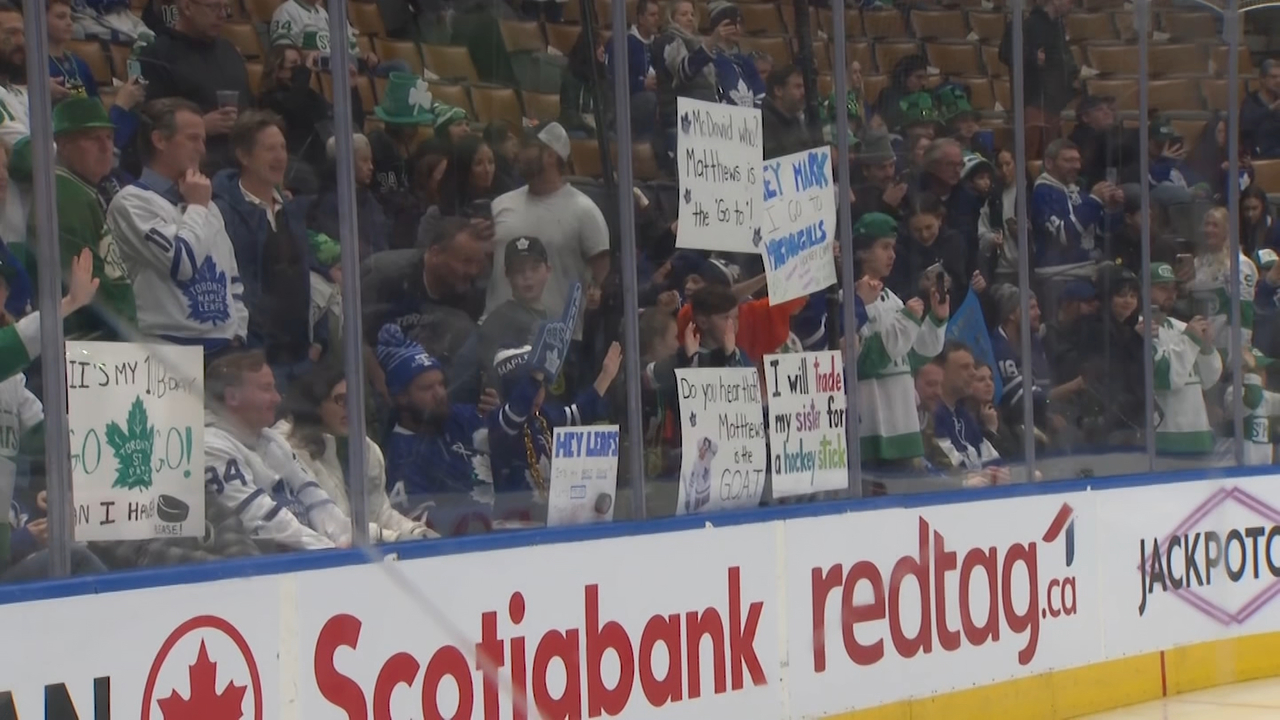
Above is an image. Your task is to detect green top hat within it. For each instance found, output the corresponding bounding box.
[898,91,941,127]
[52,96,114,136]
[937,85,977,122]
[1150,262,1177,284]
[374,72,437,125]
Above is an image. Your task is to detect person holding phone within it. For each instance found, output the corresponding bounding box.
[1187,206,1259,355]
[1149,262,1222,457]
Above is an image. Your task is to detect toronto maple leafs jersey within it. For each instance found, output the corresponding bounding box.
[204,411,351,550]
[106,174,249,352]
[0,83,28,147]
[1030,172,1107,269]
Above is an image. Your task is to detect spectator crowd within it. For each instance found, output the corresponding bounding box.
[0,0,1277,580]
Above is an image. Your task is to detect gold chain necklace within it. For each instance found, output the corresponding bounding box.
[522,413,553,496]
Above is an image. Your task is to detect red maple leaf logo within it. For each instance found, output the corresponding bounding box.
[156,640,247,720]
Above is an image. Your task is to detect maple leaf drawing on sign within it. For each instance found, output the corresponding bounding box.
[104,395,155,491]
[157,641,247,720]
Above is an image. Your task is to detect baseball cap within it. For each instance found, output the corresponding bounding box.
[504,236,549,270]
[1060,280,1097,302]
[536,122,571,161]
[1256,248,1278,271]
[1150,262,1177,284]
[1151,118,1179,143]
[1249,346,1276,369]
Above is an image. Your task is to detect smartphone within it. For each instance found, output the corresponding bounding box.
[1176,253,1194,273]
[466,198,493,221]
[316,54,332,72]
[1105,167,1117,185]
[1149,303,1166,329]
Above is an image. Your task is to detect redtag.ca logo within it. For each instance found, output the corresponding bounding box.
[810,503,1078,670]
[141,615,265,720]
[314,567,766,718]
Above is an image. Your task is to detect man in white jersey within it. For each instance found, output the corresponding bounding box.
[107,98,249,354]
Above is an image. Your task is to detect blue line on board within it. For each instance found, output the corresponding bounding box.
[0,463,1263,606]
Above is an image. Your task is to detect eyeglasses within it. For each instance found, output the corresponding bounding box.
[327,392,347,408]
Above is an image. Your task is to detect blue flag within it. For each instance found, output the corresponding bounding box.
[946,289,1003,402]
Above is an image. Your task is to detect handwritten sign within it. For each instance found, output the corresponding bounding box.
[760,147,838,303]
[547,425,619,526]
[66,342,204,541]
[676,97,762,252]
[674,367,766,514]
[764,351,849,497]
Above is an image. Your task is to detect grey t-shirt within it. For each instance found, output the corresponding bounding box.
[486,183,610,339]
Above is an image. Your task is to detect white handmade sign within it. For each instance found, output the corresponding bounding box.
[674,367,766,514]
[759,147,838,303]
[547,424,619,526]
[676,97,762,252]
[763,351,849,498]
[66,342,204,541]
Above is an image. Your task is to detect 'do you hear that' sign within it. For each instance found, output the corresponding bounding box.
[67,342,205,541]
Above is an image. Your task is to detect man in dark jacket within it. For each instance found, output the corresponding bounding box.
[1000,0,1078,160]
[1241,59,1280,159]
[139,0,252,173]
[761,64,818,160]
[853,132,910,221]
[1066,94,1138,189]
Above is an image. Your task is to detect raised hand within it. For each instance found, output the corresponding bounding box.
[61,248,100,317]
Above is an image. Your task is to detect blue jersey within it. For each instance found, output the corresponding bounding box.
[383,405,497,536]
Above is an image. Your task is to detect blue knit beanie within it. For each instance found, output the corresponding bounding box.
[375,324,442,396]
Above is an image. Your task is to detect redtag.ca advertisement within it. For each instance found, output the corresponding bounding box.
[784,493,1099,717]
[0,576,279,718]
[297,523,782,719]
[1098,475,1280,659]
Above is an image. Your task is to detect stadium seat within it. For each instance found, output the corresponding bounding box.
[1211,44,1254,76]
[521,90,560,123]
[966,11,1007,44]
[374,38,424,76]
[1087,77,1140,111]
[318,73,375,113]
[926,41,983,76]
[875,41,921,78]
[428,82,474,116]
[992,78,1010,109]
[1253,159,1280,195]
[241,0,282,25]
[1147,44,1208,77]
[739,4,784,35]
[1146,77,1204,114]
[818,9,863,38]
[982,44,1007,78]
[910,9,968,41]
[779,5,819,37]
[545,23,582,56]
[738,35,792,64]
[952,75,995,111]
[1202,78,1248,112]
[356,34,373,58]
[1171,119,1207,154]
[818,72,832,97]
[422,45,479,83]
[864,74,888,104]
[570,138,603,177]
[500,20,547,53]
[66,40,111,84]
[630,142,662,181]
[1159,11,1219,41]
[220,22,264,60]
[862,9,907,40]
[1085,43,1137,76]
[107,42,131,81]
[847,41,874,72]
[471,85,523,127]
[347,2,385,36]
[1065,12,1116,43]
[813,41,831,73]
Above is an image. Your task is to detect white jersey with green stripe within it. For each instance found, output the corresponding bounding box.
[1189,250,1257,352]
[269,0,358,54]
[1152,315,1222,456]
[1225,373,1280,465]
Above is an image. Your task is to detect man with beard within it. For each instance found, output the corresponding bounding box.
[1149,262,1220,457]
[376,324,498,537]
[487,122,609,341]
[0,1,27,146]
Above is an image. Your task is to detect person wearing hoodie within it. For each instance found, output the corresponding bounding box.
[852,212,949,466]
[279,363,438,542]
[137,0,251,173]
[661,1,763,109]
[213,110,321,388]
[1030,138,1123,270]
[999,0,1078,160]
[375,324,499,537]
[1241,59,1280,159]
[203,350,353,552]
[979,148,1021,285]
[761,64,819,160]
[1065,95,1137,190]
[887,192,973,312]
[606,0,661,137]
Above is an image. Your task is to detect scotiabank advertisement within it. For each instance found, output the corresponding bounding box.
[297,523,783,719]
[0,576,279,718]
[784,494,1096,717]
[1097,474,1280,659]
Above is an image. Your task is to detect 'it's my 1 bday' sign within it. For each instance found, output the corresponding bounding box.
[66,342,204,541]
[676,97,762,252]
[764,351,849,498]
[760,147,838,303]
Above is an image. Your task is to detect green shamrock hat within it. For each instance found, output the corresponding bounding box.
[898,91,941,128]
[375,72,436,125]
[937,84,977,122]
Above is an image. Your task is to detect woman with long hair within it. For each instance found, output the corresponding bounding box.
[1189,206,1259,353]
[439,134,508,218]
[279,363,438,542]
[1241,184,1280,256]
[257,44,365,172]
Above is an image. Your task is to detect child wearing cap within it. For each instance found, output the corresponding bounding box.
[1226,347,1280,465]
[478,236,552,388]
[1150,261,1222,456]
[486,342,622,507]
[852,212,949,465]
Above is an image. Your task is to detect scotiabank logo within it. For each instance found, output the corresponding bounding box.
[141,615,265,719]
[314,567,767,718]
[810,503,1078,670]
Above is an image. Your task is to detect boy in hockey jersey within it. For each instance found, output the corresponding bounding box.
[853,212,948,465]
[376,324,497,536]
[204,350,352,551]
[1150,262,1222,456]
[1227,347,1280,465]
[487,341,620,506]
[107,98,249,354]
